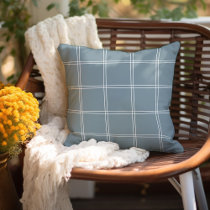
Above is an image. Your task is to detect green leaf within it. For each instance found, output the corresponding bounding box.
[132,1,152,15]
[6,71,21,84]
[31,0,38,7]
[130,0,138,4]
[184,4,198,18]
[10,48,16,57]
[92,5,98,15]
[46,3,56,11]
[16,19,25,28]
[200,0,206,10]
[171,7,184,21]
[129,0,205,20]
[69,0,86,17]
[0,0,31,68]
[151,6,185,21]
[15,29,25,41]
[87,0,93,7]
[185,8,197,18]
[0,46,5,53]
[97,0,109,17]
[7,74,14,82]
[6,35,11,42]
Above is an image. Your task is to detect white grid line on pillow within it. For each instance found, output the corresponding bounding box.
[71,132,172,139]
[103,49,111,141]
[68,85,172,89]
[67,110,170,114]
[59,42,183,153]
[155,48,163,152]
[63,60,176,65]
[77,46,85,141]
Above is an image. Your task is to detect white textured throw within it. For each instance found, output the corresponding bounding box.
[21,14,149,210]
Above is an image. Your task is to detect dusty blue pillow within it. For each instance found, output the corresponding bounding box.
[58,42,183,153]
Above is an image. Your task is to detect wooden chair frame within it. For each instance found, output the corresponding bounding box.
[16,19,210,210]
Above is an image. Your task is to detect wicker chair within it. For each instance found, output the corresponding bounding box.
[16,19,210,210]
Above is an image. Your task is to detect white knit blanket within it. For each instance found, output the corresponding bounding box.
[21,14,149,210]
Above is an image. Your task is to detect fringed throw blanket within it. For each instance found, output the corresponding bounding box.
[21,14,149,210]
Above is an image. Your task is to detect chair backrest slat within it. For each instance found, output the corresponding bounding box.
[22,19,210,142]
[96,19,210,142]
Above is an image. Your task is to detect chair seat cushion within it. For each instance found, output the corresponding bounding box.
[58,42,183,153]
[71,140,203,183]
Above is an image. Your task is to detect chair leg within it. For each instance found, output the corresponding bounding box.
[193,168,209,210]
[179,171,197,210]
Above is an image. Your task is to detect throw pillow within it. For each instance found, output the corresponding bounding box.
[58,42,184,153]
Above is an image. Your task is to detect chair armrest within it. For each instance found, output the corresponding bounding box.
[71,131,210,182]
[193,128,210,163]
[16,53,35,89]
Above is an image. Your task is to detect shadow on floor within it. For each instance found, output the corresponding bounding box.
[71,181,210,210]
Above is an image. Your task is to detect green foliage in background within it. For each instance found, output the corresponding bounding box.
[131,0,206,20]
[0,0,57,84]
[0,0,31,67]
[0,0,56,71]
[0,0,207,84]
[69,0,109,17]
[70,0,206,20]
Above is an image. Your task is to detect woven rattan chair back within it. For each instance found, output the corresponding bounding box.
[16,19,210,183]
[96,19,210,143]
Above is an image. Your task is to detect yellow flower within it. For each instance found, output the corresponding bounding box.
[7,120,12,126]
[3,133,8,138]
[19,129,25,135]
[2,141,7,146]
[14,118,19,123]
[21,136,26,142]
[13,134,18,142]
[0,85,41,155]
[10,125,16,131]
[36,123,41,129]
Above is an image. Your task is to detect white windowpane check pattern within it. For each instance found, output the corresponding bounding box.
[103,49,110,141]
[76,47,85,141]
[155,48,163,151]
[130,53,137,147]
[58,42,184,153]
